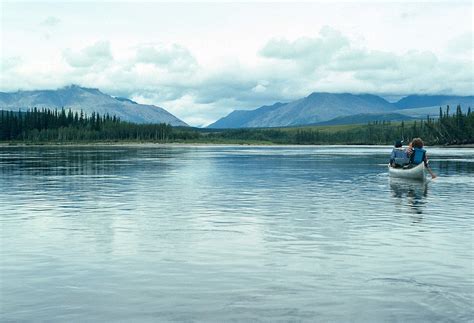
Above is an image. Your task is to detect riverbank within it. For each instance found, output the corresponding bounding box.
[2,141,474,148]
[0,140,273,147]
[3,110,472,146]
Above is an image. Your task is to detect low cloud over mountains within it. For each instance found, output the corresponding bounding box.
[2,3,472,126]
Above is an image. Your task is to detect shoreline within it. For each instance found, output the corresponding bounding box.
[1,141,473,148]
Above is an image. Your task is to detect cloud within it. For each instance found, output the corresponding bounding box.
[252,83,267,93]
[135,44,197,72]
[40,16,60,27]
[1,56,23,73]
[259,26,350,70]
[255,26,473,97]
[329,49,398,71]
[63,41,113,68]
[39,16,61,40]
[155,94,248,128]
[2,26,473,127]
[446,32,473,58]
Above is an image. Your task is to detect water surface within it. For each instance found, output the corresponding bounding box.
[1,145,473,322]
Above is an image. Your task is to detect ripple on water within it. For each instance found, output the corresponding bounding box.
[0,145,473,322]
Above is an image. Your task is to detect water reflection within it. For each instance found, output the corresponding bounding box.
[390,178,428,217]
[435,159,474,175]
[0,146,184,177]
[1,145,473,322]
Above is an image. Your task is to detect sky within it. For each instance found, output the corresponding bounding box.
[1,1,473,126]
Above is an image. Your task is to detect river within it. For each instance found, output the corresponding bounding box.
[1,145,473,322]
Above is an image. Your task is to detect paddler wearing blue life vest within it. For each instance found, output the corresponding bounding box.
[410,138,437,179]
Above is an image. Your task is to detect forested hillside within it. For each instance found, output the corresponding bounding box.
[1,106,472,145]
[0,85,188,126]
[0,108,197,142]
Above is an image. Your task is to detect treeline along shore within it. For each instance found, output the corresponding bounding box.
[1,106,473,145]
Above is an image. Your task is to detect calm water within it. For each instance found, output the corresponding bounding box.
[0,145,473,322]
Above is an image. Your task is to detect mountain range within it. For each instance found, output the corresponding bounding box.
[393,95,474,109]
[1,86,472,128]
[208,93,473,128]
[0,85,188,126]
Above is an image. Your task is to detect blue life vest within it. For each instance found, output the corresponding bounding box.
[411,147,426,165]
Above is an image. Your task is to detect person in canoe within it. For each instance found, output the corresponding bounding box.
[409,138,437,179]
[389,140,410,168]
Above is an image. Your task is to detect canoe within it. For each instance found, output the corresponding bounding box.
[388,163,426,181]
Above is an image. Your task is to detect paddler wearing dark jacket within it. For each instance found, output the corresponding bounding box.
[390,140,410,167]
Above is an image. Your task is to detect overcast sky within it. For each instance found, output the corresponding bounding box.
[1,1,473,126]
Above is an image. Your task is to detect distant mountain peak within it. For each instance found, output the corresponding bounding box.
[62,84,100,92]
[0,86,188,126]
[208,92,473,129]
[64,84,84,89]
[209,92,397,128]
[115,97,138,104]
[394,94,474,109]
